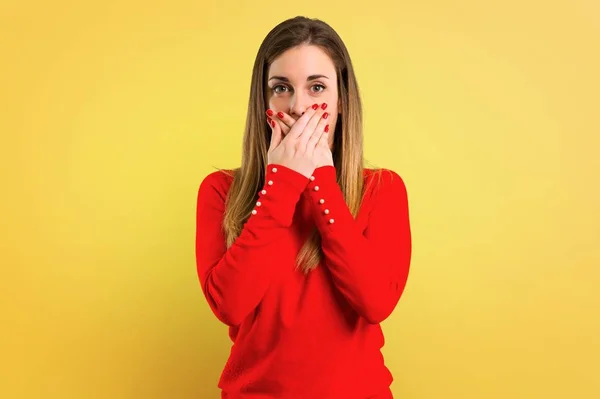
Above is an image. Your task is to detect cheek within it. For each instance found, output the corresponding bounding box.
[327,103,338,116]
[326,105,339,128]
[328,111,339,146]
[268,97,287,111]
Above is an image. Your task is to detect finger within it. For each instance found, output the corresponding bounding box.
[299,104,329,150]
[274,110,294,135]
[267,114,282,151]
[274,116,291,136]
[306,115,330,155]
[318,123,331,149]
[288,103,320,139]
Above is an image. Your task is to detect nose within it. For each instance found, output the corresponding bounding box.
[289,92,312,119]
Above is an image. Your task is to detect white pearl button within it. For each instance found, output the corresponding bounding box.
[272,167,278,173]
[261,190,267,195]
[329,218,335,224]
[319,199,325,204]
[324,209,330,215]
[252,210,257,215]
[256,201,261,206]
[268,180,273,186]
[314,186,319,191]
[310,176,315,181]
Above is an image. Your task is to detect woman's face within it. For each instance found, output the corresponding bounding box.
[266,44,339,149]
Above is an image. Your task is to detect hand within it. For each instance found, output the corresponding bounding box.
[266,103,331,179]
[269,104,334,170]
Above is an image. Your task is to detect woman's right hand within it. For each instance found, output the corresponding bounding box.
[266,103,330,179]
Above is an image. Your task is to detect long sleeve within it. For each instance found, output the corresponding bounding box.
[195,164,309,327]
[303,166,412,324]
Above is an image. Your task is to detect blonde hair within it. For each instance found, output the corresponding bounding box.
[218,16,383,274]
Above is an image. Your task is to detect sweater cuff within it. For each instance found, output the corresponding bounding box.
[248,164,310,228]
[302,166,356,235]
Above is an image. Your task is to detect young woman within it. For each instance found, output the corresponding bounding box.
[195,16,412,399]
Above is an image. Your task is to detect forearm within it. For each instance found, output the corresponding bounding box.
[303,166,412,324]
[196,164,310,326]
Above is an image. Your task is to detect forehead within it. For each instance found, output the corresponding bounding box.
[268,45,336,80]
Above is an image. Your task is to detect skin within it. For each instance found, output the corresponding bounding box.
[265,44,340,152]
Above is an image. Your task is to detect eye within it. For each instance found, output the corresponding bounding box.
[312,84,326,93]
[272,85,289,94]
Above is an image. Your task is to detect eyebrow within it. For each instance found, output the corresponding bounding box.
[268,74,329,82]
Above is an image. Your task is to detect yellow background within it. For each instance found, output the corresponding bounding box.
[2,0,599,397]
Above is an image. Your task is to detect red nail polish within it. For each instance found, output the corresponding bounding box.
[270,120,275,127]
[321,103,327,110]
[267,117,272,123]
[277,111,284,119]
[312,104,318,110]
[323,112,329,119]
[266,109,274,116]
[324,124,330,133]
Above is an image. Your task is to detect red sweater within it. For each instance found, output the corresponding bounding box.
[195,164,412,399]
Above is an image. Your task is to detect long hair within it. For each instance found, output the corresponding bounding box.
[220,16,379,274]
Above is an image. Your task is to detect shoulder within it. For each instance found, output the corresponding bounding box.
[197,167,238,202]
[363,167,408,203]
[364,167,406,190]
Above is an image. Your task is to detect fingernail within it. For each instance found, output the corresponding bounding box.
[266,109,274,116]
[267,117,272,124]
[312,104,319,110]
[270,120,276,127]
[323,112,329,119]
[321,103,328,110]
[277,111,284,119]
[325,124,330,133]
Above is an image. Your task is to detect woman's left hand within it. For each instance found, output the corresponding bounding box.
[272,109,334,168]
